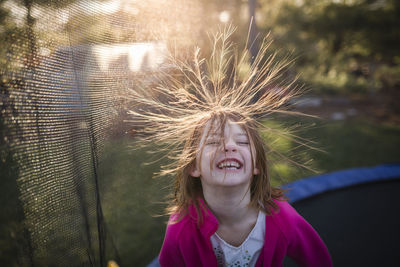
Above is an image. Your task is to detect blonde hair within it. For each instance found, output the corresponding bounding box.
[128,25,309,224]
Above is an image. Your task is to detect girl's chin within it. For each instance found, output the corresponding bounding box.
[212,180,251,188]
[211,174,252,186]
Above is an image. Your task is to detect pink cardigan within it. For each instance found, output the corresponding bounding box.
[159,200,332,267]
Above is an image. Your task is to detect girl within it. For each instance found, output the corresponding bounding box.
[157,112,332,267]
[129,26,332,267]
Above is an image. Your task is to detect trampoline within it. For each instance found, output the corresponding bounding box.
[283,164,400,267]
[148,164,400,267]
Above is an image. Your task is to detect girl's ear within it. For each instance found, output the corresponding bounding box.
[189,163,201,177]
[253,167,260,175]
[190,166,201,177]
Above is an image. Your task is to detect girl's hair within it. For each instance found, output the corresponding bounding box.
[168,110,286,225]
[128,26,310,225]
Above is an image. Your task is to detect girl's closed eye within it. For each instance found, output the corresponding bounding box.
[237,140,249,145]
[206,139,220,145]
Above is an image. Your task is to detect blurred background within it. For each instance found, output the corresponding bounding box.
[1,0,399,266]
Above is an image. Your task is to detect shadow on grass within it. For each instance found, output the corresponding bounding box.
[97,140,171,266]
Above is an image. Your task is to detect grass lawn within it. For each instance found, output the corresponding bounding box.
[97,118,400,266]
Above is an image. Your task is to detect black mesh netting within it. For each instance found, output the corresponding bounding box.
[0,1,202,266]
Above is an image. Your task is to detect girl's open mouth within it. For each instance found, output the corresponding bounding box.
[216,158,243,170]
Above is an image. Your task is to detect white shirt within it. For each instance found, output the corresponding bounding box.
[210,211,266,267]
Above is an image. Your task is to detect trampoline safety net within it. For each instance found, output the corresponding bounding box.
[0,1,202,266]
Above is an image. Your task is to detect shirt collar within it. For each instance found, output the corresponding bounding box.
[188,198,219,237]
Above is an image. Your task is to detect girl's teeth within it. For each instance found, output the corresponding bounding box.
[218,161,240,169]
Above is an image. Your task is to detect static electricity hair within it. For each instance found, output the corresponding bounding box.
[127,26,311,224]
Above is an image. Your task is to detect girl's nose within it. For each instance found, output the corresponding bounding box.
[224,141,237,153]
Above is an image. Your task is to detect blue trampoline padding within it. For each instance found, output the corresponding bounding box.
[283,164,400,203]
[148,257,160,267]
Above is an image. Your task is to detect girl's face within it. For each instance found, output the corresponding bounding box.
[190,119,259,188]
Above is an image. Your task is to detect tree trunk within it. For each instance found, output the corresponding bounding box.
[248,0,259,64]
[24,0,37,70]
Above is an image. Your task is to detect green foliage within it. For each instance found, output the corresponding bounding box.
[0,2,26,71]
[14,0,78,8]
[258,0,400,94]
[375,64,400,89]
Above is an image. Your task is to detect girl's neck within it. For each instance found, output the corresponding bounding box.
[202,185,257,226]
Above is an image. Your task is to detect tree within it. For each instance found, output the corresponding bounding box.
[12,0,77,69]
[258,0,400,95]
[248,0,259,63]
